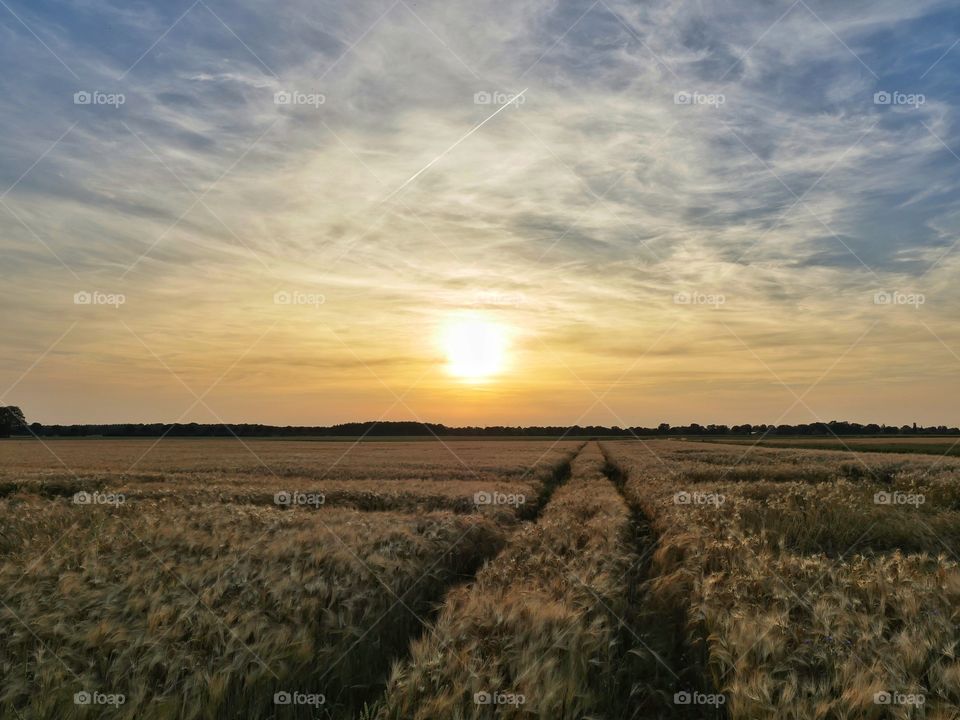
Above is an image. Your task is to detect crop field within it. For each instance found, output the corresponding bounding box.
[0,439,577,719]
[2,437,960,718]
[0,439,576,519]
[694,436,960,457]
[604,439,960,719]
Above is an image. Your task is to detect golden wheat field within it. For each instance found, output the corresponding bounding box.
[2,437,959,719]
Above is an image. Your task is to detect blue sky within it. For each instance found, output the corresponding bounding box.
[2,0,960,425]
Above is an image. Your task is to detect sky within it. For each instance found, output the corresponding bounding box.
[1,0,960,427]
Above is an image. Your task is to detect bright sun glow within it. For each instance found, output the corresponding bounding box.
[442,315,509,382]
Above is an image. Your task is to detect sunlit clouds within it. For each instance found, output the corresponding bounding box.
[2,0,960,425]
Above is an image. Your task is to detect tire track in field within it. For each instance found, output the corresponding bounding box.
[378,441,650,719]
[515,441,580,521]
[347,444,583,719]
[600,442,728,720]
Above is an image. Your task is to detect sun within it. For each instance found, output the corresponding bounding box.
[442,314,510,382]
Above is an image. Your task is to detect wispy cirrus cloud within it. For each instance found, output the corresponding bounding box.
[2,0,960,425]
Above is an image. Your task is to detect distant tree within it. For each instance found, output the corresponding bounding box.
[8,416,960,438]
[0,406,26,437]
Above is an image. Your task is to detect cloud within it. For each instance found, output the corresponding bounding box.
[2,0,960,423]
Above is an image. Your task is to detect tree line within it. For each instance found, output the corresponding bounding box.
[1,408,957,438]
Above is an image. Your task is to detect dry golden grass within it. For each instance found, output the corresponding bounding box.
[15,476,539,520]
[5,436,959,719]
[0,439,576,518]
[0,439,577,719]
[0,498,505,719]
[699,436,960,458]
[0,438,578,482]
[380,442,640,720]
[604,439,960,719]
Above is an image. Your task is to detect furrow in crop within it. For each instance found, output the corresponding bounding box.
[600,442,727,720]
[378,441,642,719]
